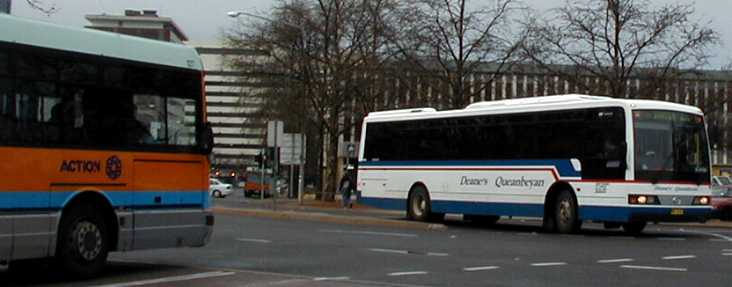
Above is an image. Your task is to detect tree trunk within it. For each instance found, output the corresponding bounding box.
[323,108,341,201]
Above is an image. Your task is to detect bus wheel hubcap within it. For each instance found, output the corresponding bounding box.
[559,200,572,224]
[413,195,425,217]
[75,221,102,261]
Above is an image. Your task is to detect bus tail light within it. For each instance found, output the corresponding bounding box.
[628,195,660,205]
[692,196,710,205]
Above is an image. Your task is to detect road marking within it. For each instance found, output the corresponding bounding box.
[320,229,418,238]
[723,249,732,252]
[236,238,271,244]
[426,252,449,257]
[662,255,696,260]
[92,271,236,287]
[620,265,687,272]
[657,237,686,241]
[722,253,732,256]
[368,248,447,257]
[313,276,350,281]
[678,229,732,242]
[597,258,634,264]
[369,248,409,255]
[388,271,428,276]
[530,262,567,267]
[463,266,500,272]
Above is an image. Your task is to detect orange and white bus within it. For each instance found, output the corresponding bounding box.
[0,14,214,276]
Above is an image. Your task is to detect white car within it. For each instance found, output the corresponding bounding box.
[209,178,233,198]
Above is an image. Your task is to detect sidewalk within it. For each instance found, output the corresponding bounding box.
[212,196,447,230]
[212,195,732,230]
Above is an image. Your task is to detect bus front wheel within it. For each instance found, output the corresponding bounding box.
[408,186,443,222]
[56,203,109,278]
[554,190,580,234]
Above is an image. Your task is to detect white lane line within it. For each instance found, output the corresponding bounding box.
[92,271,236,287]
[369,248,409,255]
[662,255,696,260]
[463,266,500,272]
[426,252,449,257]
[530,262,567,267]
[657,237,686,241]
[236,238,271,244]
[319,229,417,238]
[722,253,732,256]
[597,258,634,264]
[387,271,428,276]
[620,265,687,272]
[313,276,350,281]
[723,249,732,252]
[678,229,732,242]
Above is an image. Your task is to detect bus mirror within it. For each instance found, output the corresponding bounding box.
[202,122,214,154]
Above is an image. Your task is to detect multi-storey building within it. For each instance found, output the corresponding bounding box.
[85,9,188,43]
[195,44,273,172]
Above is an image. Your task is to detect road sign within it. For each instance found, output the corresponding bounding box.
[266,121,284,147]
[280,133,305,165]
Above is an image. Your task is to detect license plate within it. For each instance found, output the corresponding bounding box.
[671,208,684,216]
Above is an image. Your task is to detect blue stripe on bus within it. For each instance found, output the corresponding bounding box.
[359,159,580,178]
[359,197,712,222]
[0,191,208,211]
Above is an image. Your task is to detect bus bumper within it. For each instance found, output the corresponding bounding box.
[580,206,712,223]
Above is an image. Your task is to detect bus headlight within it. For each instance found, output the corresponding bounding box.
[637,195,648,204]
[628,194,659,205]
[693,196,710,205]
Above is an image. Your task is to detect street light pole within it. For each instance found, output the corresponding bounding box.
[228,10,308,205]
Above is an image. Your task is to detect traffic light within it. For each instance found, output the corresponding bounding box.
[254,154,262,165]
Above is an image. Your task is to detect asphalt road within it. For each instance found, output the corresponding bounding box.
[2,198,732,287]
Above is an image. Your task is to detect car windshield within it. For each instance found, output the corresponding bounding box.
[717,176,732,185]
[633,110,710,184]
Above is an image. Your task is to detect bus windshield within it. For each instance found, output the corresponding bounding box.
[633,110,710,184]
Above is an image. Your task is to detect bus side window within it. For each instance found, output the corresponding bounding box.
[0,78,11,143]
[0,48,10,141]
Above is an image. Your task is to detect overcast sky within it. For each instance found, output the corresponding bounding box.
[9,0,732,69]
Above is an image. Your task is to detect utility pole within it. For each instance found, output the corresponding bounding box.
[272,121,279,211]
[260,148,266,200]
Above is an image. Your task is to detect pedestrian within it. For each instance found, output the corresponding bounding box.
[339,165,354,208]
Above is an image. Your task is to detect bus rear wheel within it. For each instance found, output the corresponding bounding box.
[56,203,109,278]
[622,221,647,235]
[554,190,580,234]
[407,186,443,222]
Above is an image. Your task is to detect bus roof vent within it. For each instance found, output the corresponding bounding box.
[465,94,610,110]
[368,108,437,117]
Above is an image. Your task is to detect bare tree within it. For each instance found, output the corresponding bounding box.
[226,0,396,200]
[522,0,718,99]
[24,0,57,15]
[389,0,525,109]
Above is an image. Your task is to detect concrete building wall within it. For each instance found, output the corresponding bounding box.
[195,44,274,171]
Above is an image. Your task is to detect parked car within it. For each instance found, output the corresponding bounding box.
[711,176,732,220]
[209,178,233,198]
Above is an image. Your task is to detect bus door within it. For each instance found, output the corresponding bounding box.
[0,191,12,262]
[12,187,52,260]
